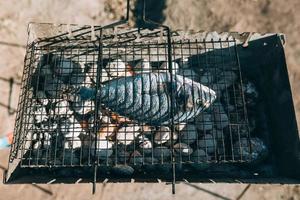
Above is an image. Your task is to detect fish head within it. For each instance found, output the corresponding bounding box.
[176,81,216,114]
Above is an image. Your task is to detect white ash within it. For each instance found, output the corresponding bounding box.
[54,100,73,115]
[137,135,152,149]
[101,115,111,124]
[140,125,155,135]
[175,123,186,131]
[195,112,214,131]
[174,143,193,156]
[116,125,141,145]
[64,140,82,149]
[105,59,128,77]
[179,124,198,144]
[199,134,217,154]
[100,69,112,82]
[41,139,51,149]
[135,59,151,73]
[137,135,152,154]
[71,100,94,115]
[154,126,171,144]
[60,117,84,138]
[33,105,48,123]
[212,102,229,129]
[91,140,113,160]
[35,91,49,105]
[33,141,42,149]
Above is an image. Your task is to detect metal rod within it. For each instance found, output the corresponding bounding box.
[140,0,176,194]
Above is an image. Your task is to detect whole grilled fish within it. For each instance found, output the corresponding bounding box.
[78,72,216,125]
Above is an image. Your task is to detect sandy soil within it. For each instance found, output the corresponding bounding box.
[0,0,299,199]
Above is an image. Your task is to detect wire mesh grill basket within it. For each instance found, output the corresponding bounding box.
[9,1,292,194]
[5,0,300,193]
[8,23,254,179]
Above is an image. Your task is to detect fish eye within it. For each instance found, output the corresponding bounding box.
[196,98,203,106]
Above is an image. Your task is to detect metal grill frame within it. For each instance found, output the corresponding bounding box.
[5,22,256,191]
[7,0,300,194]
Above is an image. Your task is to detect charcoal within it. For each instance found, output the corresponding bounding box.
[200,71,215,85]
[52,58,75,77]
[129,150,144,165]
[198,134,217,154]
[195,112,214,131]
[190,149,211,170]
[44,77,67,98]
[178,68,199,81]
[212,102,229,129]
[233,137,268,163]
[153,146,171,161]
[111,165,134,176]
[211,128,225,140]
[231,124,250,138]
[174,143,193,156]
[91,140,113,160]
[243,81,259,107]
[61,150,80,165]
[116,146,131,163]
[179,124,198,144]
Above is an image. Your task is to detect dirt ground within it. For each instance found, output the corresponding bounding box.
[0,0,299,199]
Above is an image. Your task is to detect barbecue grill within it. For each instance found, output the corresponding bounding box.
[4,0,300,194]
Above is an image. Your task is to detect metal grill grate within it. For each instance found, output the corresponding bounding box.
[9,26,252,172]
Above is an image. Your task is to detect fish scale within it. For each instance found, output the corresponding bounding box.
[82,72,217,125]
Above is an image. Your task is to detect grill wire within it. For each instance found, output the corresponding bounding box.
[9,27,252,172]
